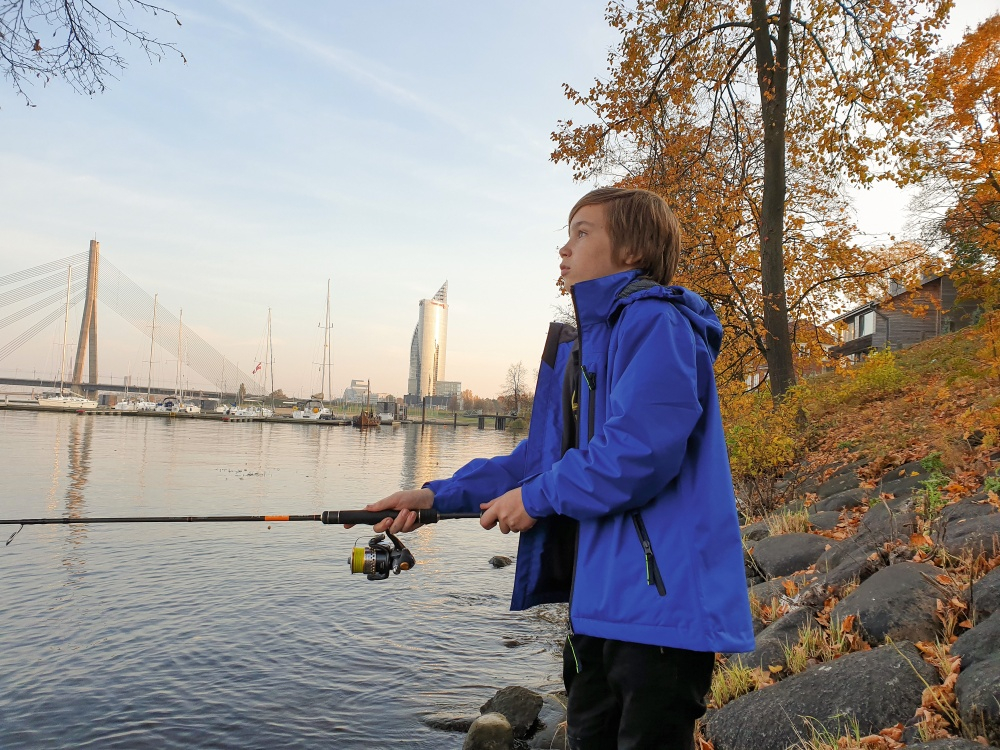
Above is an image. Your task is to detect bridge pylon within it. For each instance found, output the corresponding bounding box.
[71,240,99,395]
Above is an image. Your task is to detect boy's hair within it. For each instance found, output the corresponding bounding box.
[569,188,681,286]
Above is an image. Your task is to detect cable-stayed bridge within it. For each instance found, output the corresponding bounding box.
[0,243,265,398]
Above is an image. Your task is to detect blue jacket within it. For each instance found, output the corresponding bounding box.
[427,269,754,653]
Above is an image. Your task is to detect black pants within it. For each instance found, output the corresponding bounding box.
[563,634,715,750]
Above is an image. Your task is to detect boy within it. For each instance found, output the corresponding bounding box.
[361,188,754,749]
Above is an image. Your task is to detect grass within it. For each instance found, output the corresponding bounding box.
[708,661,772,708]
[766,507,813,535]
[782,615,864,676]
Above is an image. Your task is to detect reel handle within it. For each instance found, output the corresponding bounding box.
[322,509,441,525]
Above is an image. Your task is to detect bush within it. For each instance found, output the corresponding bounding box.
[837,348,908,404]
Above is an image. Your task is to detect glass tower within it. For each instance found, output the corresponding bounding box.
[407,282,448,399]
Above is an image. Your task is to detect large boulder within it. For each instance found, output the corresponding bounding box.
[936,513,1000,558]
[480,686,543,739]
[814,461,868,498]
[808,510,843,531]
[749,572,824,604]
[751,533,831,578]
[705,641,939,750]
[813,487,870,513]
[526,694,568,749]
[830,562,945,645]
[464,713,514,750]
[953,611,1000,670]
[816,496,917,572]
[967,565,1000,621]
[741,520,771,542]
[731,607,814,673]
[421,713,477,732]
[956,657,1000,747]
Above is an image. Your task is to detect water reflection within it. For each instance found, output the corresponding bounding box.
[63,415,93,580]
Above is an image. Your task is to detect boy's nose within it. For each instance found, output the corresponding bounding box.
[559,244,570,257]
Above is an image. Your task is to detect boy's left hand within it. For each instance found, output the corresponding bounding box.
[480,488,537,534]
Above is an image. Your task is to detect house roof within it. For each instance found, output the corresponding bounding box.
[825,273,943,325]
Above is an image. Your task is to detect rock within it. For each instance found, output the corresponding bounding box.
[489,556,514,568]
[808,510,843,530]
[953,611,1000,670]
[936,514,1000,558]
[937,493,998,526]
[481,686,543,739]
[956,657,1000,746]
[815,496,917,572]
[422,713,477,732]
[705,641,939,750]
[813,487,870,512]
[464,713,514,750]
[879,460,932,485]
[821,554,877,588]
[905,739,1000,749]
[967,565,1000,620]
[749,572,824,604]
[830,562,945,645]
[526,694,568,749]
[731,607,814,672]
[741,520,770,542]
[814,461,868,498]
[750,533,831,578]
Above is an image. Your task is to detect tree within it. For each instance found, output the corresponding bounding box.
[552,0,950,400]
[906,13,1000,309]
[499,361,529,415]
[1,0,185,106]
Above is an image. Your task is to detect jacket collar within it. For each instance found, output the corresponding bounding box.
[570,269,645,328]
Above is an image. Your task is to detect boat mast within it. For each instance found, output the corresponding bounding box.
[267,307,274,403]
[322,280,332,408]
[147,293,158,400]
[58,266,72,396]
[177,308,183,403]
[326,283,333,410]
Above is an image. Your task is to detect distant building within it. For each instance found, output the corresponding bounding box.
[407,282,449,401]
[343,379,370,403]
[828,273,981,362]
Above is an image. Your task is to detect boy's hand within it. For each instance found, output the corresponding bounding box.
[480,488,536,534]
[344,488,434,534]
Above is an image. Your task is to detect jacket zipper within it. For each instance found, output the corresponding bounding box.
[631,511,667,596]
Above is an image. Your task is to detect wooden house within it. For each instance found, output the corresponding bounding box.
[827,274,981,361]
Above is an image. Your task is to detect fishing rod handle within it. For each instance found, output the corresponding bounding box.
[322,509,440,525]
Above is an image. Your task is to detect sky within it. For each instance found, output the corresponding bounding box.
[1,0,997,400]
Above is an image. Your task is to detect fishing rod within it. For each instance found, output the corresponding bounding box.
[1,509,481,581]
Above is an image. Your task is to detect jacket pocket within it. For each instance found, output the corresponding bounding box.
[631,511,666,596]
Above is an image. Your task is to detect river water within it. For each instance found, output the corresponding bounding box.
[0,411,567,749]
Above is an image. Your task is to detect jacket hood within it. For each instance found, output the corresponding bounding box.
[572,270,723,361]
[654,285,723,361]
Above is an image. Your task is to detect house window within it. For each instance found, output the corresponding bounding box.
[857,311,875,337]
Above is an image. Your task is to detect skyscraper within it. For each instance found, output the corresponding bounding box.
[407,281,448,400]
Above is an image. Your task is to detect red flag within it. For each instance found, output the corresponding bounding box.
[253,362,262,374]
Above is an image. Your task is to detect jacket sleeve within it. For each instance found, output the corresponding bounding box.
[520,305,703,520]
[425,439,528,513]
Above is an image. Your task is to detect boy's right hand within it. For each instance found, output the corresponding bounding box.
[345,488,434,534]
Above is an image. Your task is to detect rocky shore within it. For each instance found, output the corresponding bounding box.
[429,451,1000,749]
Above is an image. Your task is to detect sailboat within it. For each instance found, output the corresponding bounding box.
[293,283,333,421]
[351,380,380,428]
[116,295,159,412]
[37,267,97,410]
[156,309,200,414]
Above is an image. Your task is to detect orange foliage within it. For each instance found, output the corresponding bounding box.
[551,0,951,395]
[906,13,1000,309]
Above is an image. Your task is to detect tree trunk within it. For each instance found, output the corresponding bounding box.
[751,0,797,402]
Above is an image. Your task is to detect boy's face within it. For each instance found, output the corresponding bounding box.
[560,204,636,288]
